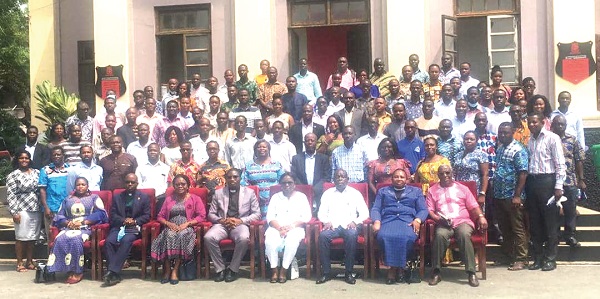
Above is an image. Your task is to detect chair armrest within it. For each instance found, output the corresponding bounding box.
[94,223,111,241]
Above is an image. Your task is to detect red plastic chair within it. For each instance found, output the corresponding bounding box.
[314,182,370,278]
[426,181,488,279]
[368,183,427,279]
[150,187,208,279]
[94,188,156,280]
[49,190,112,281]
[257,185,315,279]
[203,185,260,279]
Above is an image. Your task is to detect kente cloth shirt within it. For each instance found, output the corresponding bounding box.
[66,115,94,142]
[493,139,529,199]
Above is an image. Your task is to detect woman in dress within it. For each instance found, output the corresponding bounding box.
[371,169,428,284]
[241,140,285,218]
[526,94,553,130]
[266,96,295,132]
[367,138,412,197]
[47,122,67,148]
[47,177,107,284]
[264,173,311,283]
[316,114,344,156]
[160,126,184,166]
[508,86,526,106]
[6,150,41,272]
[414,136,451,195]
[453,131,489,204]
[151,174,206,285]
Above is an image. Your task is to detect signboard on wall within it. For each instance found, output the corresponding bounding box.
[555,41,596,84]
[95,65,127,99]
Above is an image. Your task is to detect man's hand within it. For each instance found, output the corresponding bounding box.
[578,180,587,190]
[511,196,523,209]
[278,225,290,237]
[477,194,486,205]
[347,222,357,230]
[124,218,136,226]
[554,189,564,201]
[44,208,53,219]
[322,223,333,231]
[477,216,488,231]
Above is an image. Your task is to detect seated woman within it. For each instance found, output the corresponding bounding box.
[241,140,285,218]
[47,177,107,284]
[371,169,428,285]
[264,173,311,283]
[151,174,206,284]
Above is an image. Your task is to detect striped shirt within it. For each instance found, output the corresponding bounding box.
[526,129,566,189]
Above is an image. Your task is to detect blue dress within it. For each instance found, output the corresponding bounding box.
[370,185,428,268]
[241,161,285,218]
[48,193,107,274]
[452,149,488,192]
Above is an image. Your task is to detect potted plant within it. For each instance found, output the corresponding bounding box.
[34,80,79,141]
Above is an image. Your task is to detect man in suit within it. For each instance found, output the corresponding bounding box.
[204,168,261,282]
[334,91,367,141]
[289,104,326,154]
[103,173,151,286]
[19,126,50,170]
[291,133,331,213]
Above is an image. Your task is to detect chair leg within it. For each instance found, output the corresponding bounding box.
[369,234,375,279]
[97,246,104,281]
[204,247,210,279]
[91,235,96,281]
[419,244,425,278]
[363,244,368,280]
[481,245,487,280]
[259,226,266,279]
[306,236,312,279]
[250,242,255,279]
[151,260,157,280]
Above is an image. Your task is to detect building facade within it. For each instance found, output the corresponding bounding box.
[29,0,600,128]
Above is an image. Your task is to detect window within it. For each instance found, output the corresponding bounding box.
[289,0,369,27]
[156,5,211,84]
[456,0,517,14]
[487,15,519,83]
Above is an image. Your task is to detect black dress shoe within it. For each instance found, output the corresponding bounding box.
[529,261,543,270]
[214,271,225,282]
[224,269,238,282]
[467,272,479,287]
[344,273,356,285]
[316,274,331,284]
[566,237,581,248]
[103,271,112,284]
[541,261,556,271]
[428,272,441,286]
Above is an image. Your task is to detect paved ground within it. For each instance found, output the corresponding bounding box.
[0,263,598,299]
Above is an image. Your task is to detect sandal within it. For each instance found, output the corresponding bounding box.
[270,274,278,283]
[66,274,83,284]
[16,265,27,272]
[26,262,36,270]
[278,276,287,284]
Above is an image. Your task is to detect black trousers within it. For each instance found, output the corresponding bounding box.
[525,174,560,262]
[562,186,578,239]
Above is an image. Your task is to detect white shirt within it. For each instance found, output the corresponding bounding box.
[327,101,345,115]
[126,140,151,166]
[301,120,314,151]
[434,99,457,120]
[136,160,170,197]
[458,76,480,100]
[188,136,224,165]
[318,186,369,229]
[356,133,386,161]
[199,91,228,112]
[269,138,296,172]
[304,152,316,185]
[451,116,476,140]
[178,112,195,128]
[313,112,331,128]
[225,134,257,169]
[486,108,511,135]
[24,142,37,159]
[266,191,312,227]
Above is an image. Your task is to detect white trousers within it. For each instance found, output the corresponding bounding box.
[264,227,305,269]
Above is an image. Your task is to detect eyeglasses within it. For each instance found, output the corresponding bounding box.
[281,181,294,185]
[125,181,137,184]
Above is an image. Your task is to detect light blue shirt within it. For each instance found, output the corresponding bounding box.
[294,71,323,105]
[66,162,102,195]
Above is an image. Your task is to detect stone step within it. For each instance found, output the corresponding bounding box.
[487,242,600,262]
[0,241,47,260]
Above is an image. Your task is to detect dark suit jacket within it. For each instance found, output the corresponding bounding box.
[334,107,367,140]
[208,186,260,225]
[288,122,326,154]
[18,143,51,170]
[109,190,151,230]
[290,152,331,203]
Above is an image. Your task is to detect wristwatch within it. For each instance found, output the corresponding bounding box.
[478,191,486,196]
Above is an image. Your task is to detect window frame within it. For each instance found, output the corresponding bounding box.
[155,4,212,83]
[454,0,520,17]
[288,0,370,28]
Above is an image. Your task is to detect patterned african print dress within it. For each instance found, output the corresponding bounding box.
[47,193,107,273]
[150,201,196,261]
[241,161,285,218]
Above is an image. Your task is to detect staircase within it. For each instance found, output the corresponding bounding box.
[0,201,47,260]
[487,206,600,262]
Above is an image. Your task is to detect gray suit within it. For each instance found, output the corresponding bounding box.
[334,107,367,140]
[203,186,260,273]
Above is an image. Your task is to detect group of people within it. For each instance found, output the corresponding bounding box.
[4,54,586,288]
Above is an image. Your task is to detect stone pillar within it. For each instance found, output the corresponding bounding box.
[233,0,274,78]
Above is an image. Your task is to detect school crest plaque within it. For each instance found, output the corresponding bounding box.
[555,41,596,84]
[95,65,127,98]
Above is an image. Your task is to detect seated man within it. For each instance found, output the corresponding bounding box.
[316,169,369,285]
[427,165,488,287]
[103,173,151,286]
[203,168,260,283]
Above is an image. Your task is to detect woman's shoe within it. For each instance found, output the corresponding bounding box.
[278,277,287,284]
[170,279,179,285]
[160,278,170,284]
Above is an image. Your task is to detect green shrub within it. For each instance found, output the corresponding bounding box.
[34,80,79,141]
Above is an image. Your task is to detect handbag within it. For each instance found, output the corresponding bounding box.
[404,257,421,284]
[177,255,197,281]
[34,260,56,283]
